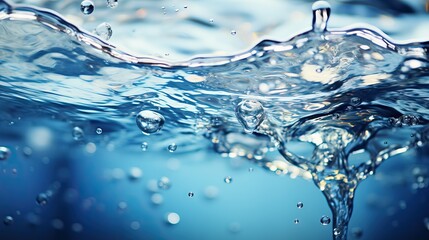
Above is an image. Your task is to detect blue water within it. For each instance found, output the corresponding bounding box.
[0,0,428,239]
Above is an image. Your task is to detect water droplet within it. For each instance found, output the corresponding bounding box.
[166,212,180,225]
[128,167,143,180]
[235,100,265,133]
[72,127,84,141]
[141,142,148,151]
[117,201,127,211]
[167,143,177,152]
[184,5,188,9]
[352,227,363,238]
[80,0,94,15]
[3,216,13,225]
[188,192,194,197]
[94,22,113,41]
[175,8,179,12]
[85,142,96,153]
[96,128,102,134]
[311,1,331,32]
[350,97,362,106]
[224,176,232,184]
[158,177,171,190]
[151,193,163,205]
[209,19,214,23]
[0,146,11,161]
[36,193,48,206]
[320,215,331,225]
[230,30,237,35]
[136,110,165,135]
[248,167,254,172]
[334,228,341,236]
[297,202,304,209]
[106,0,118,8]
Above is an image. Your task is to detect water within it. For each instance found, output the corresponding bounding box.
[0,0,428,239]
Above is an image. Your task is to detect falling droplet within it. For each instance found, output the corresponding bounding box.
[80,0,94,15]
[158,177,171,190]
[96,128,103,134]
[294,219,300,224]
[166,212,180,225]
[36,193,48,206]
[136,110,165,135]
[188,192,194,197]
[72,127,84,141]
[3,216,13,226]
[320,215,331,225]
[141,142,148,151]
[106,0,118,8]
[0,146,11,161]
[235,100,265,133]
[297,202,304,209]
[224,176,232,184]
[94,22,113,40]
[167,143,177,152]
[311,1,331,32]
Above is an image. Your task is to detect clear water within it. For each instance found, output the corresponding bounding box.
[0,0,428,239]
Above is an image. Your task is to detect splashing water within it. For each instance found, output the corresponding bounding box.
[0,0,428,239]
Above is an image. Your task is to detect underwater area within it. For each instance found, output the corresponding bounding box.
[0,0,429,239]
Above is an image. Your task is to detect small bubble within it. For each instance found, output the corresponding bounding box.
[320,215,331,225]
[224,176,232,184]
[80,0,94,15]
[384,141,388,145]
[130,221,140,230]
[235,99,265,133]
[175,9,179,12]
[136,110,165,135]
[141,142,148,151]
[3,216,13,226]
[332,113,340,120]
[188,192,194,197]
[117,201,127,211]
[72,127,84,141]
[297,202,304,209]
[230,30,237,35]
[94,22,113,41]
[166,212,180,225]
[0,146,11,161]
[315,68,322,73]
[96,128,102,134]
[294,219,300,224]
[71,223,83,232]
[85,142,96,153]
[128,167,143,181]
[334,228,341,236]
[158,177,171,190]
[167,143,177,152]
[209,19,214,23]
[106,0,118,8]
[151,193,163,205]
[36,193,48,206]
[22,146,32,157]
[248,167,254,172]
[350,97,362,106]
[184,5,188,9]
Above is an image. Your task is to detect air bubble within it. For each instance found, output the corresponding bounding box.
[136,110,165,135]
[80,0,94,15]
[151,193,163,205]
[224,176,232,184]
[72,127,84,141]
[235,99,265,133]
[231,30,237,35]
[0,146,11,161]
[106,0,118,8]
[166,212,180,225]
[333,228,341,236]
[311,1,331,32]
[94,22,113,41]
[128,167,143,181]
[350,97,362,106]
[297,202,304,209]
[167,143,177,152]
[294,219,300,224]
[36,193,48,206]
[3,216,13,225]
[96,128,102,134]
[188,192,194,197]
[141,142,148,151]
[158,177,171,190]
[320,215,331,225]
